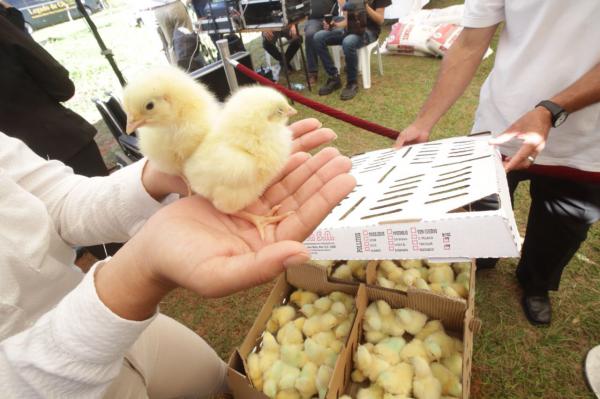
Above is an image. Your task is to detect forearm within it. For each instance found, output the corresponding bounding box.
[413,26,497,131]
[550,62,600,113]
[366,5,384,26]
[0,261,155,397]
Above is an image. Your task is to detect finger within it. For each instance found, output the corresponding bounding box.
[291,128,337,153]
[393,135,405,149]
[505,143,537,171]
[186,241,309,298]
[277,174,356,241]
[489,132,518,145]
[273,152,311,183]
[261,147,341,208]
[289,118,323,139]
[277,155,353,212]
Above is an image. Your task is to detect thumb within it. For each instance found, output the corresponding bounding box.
[489,132,517,146]
[187,241,310,298]
[394,134,405,149]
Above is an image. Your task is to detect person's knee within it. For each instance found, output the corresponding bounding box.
[342,35,361,52]
[313,30,328,46]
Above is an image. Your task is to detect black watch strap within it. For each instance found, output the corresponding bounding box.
[536,100,568,128]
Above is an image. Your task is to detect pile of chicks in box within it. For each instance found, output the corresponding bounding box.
[247,259,471,399]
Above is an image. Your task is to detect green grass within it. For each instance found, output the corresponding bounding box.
[34,1,600,397]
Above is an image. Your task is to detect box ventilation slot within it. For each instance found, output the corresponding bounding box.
[429,185,470,196]
[433,155,491,168]
[361,208,404,219]
[370,199,408,210]
[339,196,365,220]
[384,185,418,195]
[377,192,414,202]
[433,177,470,189]
[425,192,468,204]
[378,166,396,183]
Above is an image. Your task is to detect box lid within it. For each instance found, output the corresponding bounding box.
[304,135,521,259]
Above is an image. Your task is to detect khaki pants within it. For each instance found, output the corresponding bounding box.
[154,1,193,63]
[104,314,228,399]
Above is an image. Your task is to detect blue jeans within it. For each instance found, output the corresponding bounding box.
[313,28,377,84]
[304,18,324,74]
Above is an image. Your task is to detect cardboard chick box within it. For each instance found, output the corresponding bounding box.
[341,284,478,399]
[227,264,478,399]
[303,134,521,260]
[227,264,361,399]
[366,258,477,316]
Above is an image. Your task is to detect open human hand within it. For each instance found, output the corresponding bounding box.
[489,107,552,171]
[142,118,338,199]
[97,146,355,320]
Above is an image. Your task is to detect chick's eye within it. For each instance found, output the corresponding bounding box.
[145,102,154,111]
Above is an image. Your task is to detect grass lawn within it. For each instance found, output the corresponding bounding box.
[34,0,600,397]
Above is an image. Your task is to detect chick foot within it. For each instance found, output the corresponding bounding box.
[236,205,293,240]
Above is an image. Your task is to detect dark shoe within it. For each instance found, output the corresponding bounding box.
[522,294,552,326]
[318,75,342,96]
[308,73,318,86]
[340,82,359,101]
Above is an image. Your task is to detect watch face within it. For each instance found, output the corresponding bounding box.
[555,111,567,127]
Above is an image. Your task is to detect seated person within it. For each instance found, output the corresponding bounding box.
[314,0,390,100]
[304,0,339,85]
[263,24,302,73]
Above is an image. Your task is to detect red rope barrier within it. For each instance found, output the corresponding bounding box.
[230,60,400,140]
[230,59,600,182]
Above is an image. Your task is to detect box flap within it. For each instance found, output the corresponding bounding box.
[304,136,522,260]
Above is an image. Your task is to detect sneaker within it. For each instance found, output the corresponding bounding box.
[340,82,359,101]
[522,294,551,326]
[318,75,342,96]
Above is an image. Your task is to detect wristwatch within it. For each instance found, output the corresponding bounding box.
[536,100,568,128]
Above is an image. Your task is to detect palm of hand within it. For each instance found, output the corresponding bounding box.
[136,147,354,298]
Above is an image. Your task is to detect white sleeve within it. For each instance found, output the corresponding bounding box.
[462,0,505,28]
[0,132,166,246]
[0,262,157,398]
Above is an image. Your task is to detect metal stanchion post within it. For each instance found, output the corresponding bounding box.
[216,39,239,92]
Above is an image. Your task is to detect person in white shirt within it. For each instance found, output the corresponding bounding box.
[0,118,353,398]
[394,0,600,326]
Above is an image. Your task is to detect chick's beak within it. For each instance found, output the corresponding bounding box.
[285,107,298,117]
[125,117,146,134]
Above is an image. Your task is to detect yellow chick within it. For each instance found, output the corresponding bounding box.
[122,65,220,188]
[331,263,353,280]
[378,276,396,289]
[430,363,462,397]
[280,344,308,368]
[277,322,304,345]
[411,356,442,399]
[424,331,462,361]
[290,289,319,308]
[366,330,387,344]
[267,305,297,333]
[247,352,262,386]
[427,264,455,285]
[357,384,385,399]
[183,86,297,238]
[277,389,301,399]
[400,259,423,269]
[315,365,333,399]
[415,278,431,291]
[400,339,430,362]
[402,269,423,286]
[397,308,428,336]
[314,297,333,313]
[441,352,462,378]
[334,317,352,338]
[451,261,471,275]
[352,369,367,383]
[295,361,318,398]
[377,362,414,396]
[278,364,301,391]
[415,321,445,341]
[374,337,407,365]
[380,260,400,274]
[329,291,355,312]
[340,395,353,399]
